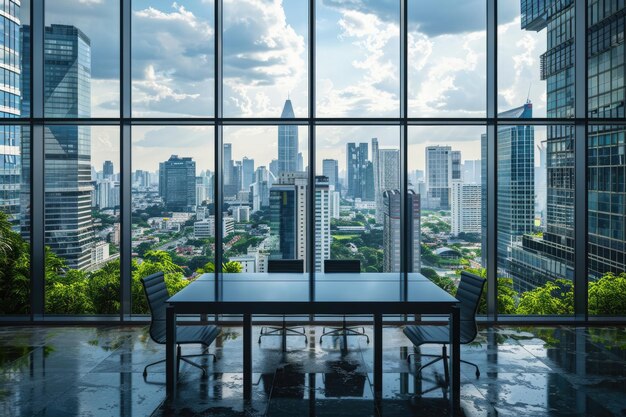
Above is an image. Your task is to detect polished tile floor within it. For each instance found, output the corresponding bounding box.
[1,324,626,416]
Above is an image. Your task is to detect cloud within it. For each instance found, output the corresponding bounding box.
[323,0,519,36]
[223,0,306,116]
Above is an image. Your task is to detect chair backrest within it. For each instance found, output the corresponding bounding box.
[141,272,169,344]
[267,259,304,273]
[324,259,360,273]
[456,271,486,342]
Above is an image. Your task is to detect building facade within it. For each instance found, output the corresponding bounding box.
[159,155,196,212]
[383,189,420,272]
[425,145,460,210]
[451,182,482,236]
[277,99,298,176]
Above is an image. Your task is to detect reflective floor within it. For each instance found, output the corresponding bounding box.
[1,325,626,416]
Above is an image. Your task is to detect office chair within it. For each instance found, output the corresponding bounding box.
[403,271,485,388]
[319,260,370,347]
[141,272,220,378]
[258,259,307,350]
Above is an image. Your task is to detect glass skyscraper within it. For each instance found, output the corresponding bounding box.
[277,98,298,175]
[0,1,21,228]
[159,155,197,212]
[21,24,94,270]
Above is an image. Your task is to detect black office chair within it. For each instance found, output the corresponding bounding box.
[319,260,370,346]
[141,272,220,378]
[258,259,307,349]
[403,271,485,387]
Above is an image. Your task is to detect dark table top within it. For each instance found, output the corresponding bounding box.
[167,273,458,313]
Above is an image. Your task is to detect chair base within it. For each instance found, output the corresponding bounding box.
[319,316,370,348]
[406,345,481,387]
[258,319,308,352]
[143,345,217,379]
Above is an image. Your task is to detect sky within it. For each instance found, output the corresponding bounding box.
[34,0,548,174]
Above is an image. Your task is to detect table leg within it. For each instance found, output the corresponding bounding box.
[166,305,177,396]
[449,306,460,416]
[243,313,252,400]
[373,313,383,407]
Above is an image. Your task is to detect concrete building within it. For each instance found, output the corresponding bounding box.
[451,182,482,236]
[383,190,420,272]
[159,155,196,212]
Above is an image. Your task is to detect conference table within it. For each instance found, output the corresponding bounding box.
[165,272,461,414]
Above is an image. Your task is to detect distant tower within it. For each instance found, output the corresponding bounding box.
[383,190,420,272]
[103,160,114,179]
[159,155,196,212]
[277,99,298,175]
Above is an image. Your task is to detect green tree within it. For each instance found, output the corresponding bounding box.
[196,261,243,274]
[588,272,626,315]
[516,279,573,315]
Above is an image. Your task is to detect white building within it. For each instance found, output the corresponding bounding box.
[451,182,482,236]
[315,176,331,272]
[91,241,110,266]
[232,206,250,222]
[194,215,234,238]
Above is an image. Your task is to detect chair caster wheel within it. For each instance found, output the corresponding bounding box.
[475,370,480,378]
[143,371,147,377]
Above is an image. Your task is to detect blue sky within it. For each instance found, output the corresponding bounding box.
[38,0,547,173]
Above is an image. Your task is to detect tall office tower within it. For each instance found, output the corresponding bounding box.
[196,176,208,206]
[383,189,421,272]
[371,138,381,220]
[21,25,94,270]
[425,145,459,210]
[489,103,536,272]
[297,152,304,172]
[103,160,114,179]
[535,143,547,226]
[159,155,196,212]
[233,161,242,191]
[330,190,340,219]
[451,182,482,236]
[378,147,400,222]
[462,160,482,184]
[507,0,622,290]
[269,159,279,178]
[223,143,233,195]
[0,3,21,229]
[314,176,331,272]
[277,98,298,175]
[241,157,255,191]
[346,142,370,200]
[322,159,340,191]
[269,186,297,260]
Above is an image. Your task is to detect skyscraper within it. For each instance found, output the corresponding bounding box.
[103,160,114,179]
[241,157,255,191]
[159,155,196,212]
[269,186,297,260]
[425,145,460,210]
[451,183,482,236]
[491,103,535,272]
[346,142,371,200]
[0,2,21,229]
[277,99,298,175]
[322,159,339,191]
[314,176,331,272]
[383,189,420,272]
[21,25,94,270]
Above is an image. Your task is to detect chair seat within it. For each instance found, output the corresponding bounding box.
[403,324,475,346]
[175,324,220,346]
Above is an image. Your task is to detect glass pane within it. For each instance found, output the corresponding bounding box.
[132,1,214,117]
[408,0,486,117]
[498,0,575,118]
[0,125,30,315]
[0,1,25,118]
[316,0,399,117]
[587,1,625,118]
[45,1,120,117]
[223,121,308,274]
[409,126,485,298]
[499,124,575,316]
[223,0,307,117]
[44,126,120,315]
[316,126,399,273]
[588,125,626,316]
[131,126,214,314]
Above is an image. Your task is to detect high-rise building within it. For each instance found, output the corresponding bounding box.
[103,160,114,179]
[322,159,340,191]
[241,157,255,191]
[383,189,420,272]
[490,103,535,272]
[21,25,94,270]
[346,142,372,200]
[462,160,481,184]
[0,2,21,229]
[159,155,196,212]
[315,176,331,272]
[425,145,460,210]
[451,182,482,236]
[277,99,298,175]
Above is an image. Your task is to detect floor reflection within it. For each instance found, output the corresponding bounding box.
[1,325,626,416]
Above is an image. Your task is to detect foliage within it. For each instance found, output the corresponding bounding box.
[0,211,31,314]
[196,261,243,274]
[588,272,626,315]
[517,279,574,315]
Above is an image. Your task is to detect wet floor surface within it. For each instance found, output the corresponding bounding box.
[1,325,626,416]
